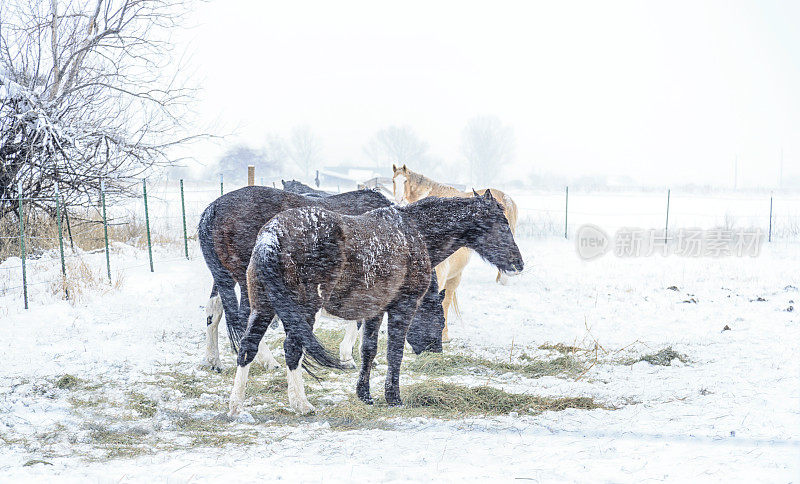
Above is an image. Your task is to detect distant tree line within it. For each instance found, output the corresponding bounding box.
[210,115,516,186]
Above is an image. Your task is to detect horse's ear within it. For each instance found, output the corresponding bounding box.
[483,189,494,201]
[472,189,480,197]
[402,164,407,171]
[439,288,446,299]
[392,164,397,173]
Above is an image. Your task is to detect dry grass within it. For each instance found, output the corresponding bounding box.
[1,206,180,262]
[48,257,124,303]
[406,351,585,379]
[321,380,606,429]
[626,347,689,366]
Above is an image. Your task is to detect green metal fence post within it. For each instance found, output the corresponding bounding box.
[101,180,111,282]
[220,173,224,197]
[18,182,28,309]
[768,193,773,243]
[180,179,189,260]
[564,186,569,239]
[664,189,671,244]
[55,184,68,299]
[143,179,154,272]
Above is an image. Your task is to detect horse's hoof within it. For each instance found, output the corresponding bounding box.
[204,359,223,372]
[386,396,403,407]
[290,400,316,415]
[357,383,373,404]
[255,353,282,370]
[228,401,241,418]
[235,411,255,424]
[342,359,357,370]
[262,360,281,371]
[442,338,452,344]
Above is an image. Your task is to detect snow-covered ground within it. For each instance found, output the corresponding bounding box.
[1,230,799,481]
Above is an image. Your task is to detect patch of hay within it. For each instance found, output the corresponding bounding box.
[406,352,584,379]
[320,380,605,429]
[628,346,689,366]
[127,392,158,418]
[87,425,152,459]
[537,343,583,355]
[55,374,81,390]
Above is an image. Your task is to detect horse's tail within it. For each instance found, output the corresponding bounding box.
[289,319,348,372]
[198,201,245,352]
[451,290,462,320]
[256,228,347,372]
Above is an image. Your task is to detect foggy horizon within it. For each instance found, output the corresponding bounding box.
[177,0,799,189]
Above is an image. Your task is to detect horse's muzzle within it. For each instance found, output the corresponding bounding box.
[503,262,524,277]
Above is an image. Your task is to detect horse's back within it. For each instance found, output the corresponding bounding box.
[255,206,428,321]
[322,189,392,215]
[203,186,318,278]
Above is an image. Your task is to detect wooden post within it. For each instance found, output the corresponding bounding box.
[248,165,255,186]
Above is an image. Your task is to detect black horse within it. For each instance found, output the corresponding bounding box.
[281,179,332,198]
[198,186,442,371]
[229,190,523,415]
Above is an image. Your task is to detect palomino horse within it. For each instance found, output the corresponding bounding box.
[229,191,523,415]
[198,186,443,371]
[391,164,520,341]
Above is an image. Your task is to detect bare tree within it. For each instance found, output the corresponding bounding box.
[263,133,288,173]
[363,125,429,173]
[461,115,515,185]
[0,0,199,218]
[288,125,322,179]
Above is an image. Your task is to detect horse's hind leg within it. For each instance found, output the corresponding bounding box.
[216,276,243,351]
[339,320,360,369]
[254,321,282,370]
[205,285,223,371]
[228,306,275,416]
[356,315,382,405]
[238,280,252,328]
[283,331,314,415]
[282,310,321,415]
[441,273,463,343]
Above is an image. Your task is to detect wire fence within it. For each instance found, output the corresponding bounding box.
[1,181,799,310]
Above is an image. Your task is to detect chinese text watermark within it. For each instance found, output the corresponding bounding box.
[576,225,763,260]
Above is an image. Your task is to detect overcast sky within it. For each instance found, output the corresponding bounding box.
[181,0,799,187]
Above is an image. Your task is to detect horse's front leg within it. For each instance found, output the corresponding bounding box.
[385,300,415,406]
[356,315,382,404]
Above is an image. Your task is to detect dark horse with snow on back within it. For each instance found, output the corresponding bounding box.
[229,190,523,415]
[281,179,331,198]
[198,186,444,371]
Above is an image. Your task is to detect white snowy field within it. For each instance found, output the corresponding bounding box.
[1,234,799,481]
